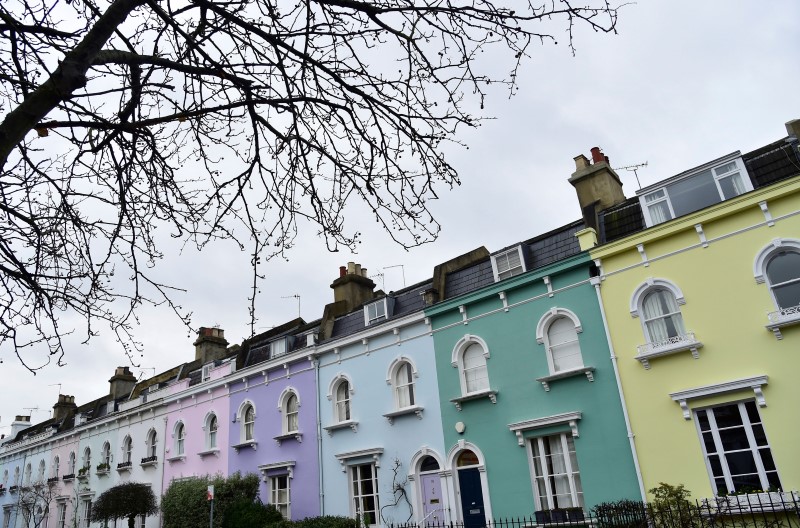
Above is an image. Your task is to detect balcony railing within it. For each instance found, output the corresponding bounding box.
[116,461,133,471]
[766,303,800,339]
[140,455,158,467]
[635,332,702,369]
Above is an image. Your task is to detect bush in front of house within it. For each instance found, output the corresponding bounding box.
[268,515,359,528]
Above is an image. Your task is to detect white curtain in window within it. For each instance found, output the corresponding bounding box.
[395,363,414,408]
[463,344,488,393]
[336,382,351,421]
[647,202,671,224]
[547,317,583,372]
[642,290,685,342]
[286,395,299,432]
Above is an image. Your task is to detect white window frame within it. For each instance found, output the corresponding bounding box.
[24,463,31,485]
[693,400,781,495]
[3,507,12,528]
[81,448,91,473]
[638,155,752,227]
[328,375,354,424]
[490,246,526,282]
[270,474,291,519]
[68,452,76,475]
[386,357,418,410]
[121,436,133,464]
[37,460,46,483]
[270,338,288,358]
[173,422,186,456]
[81,498,92,528]
[56,502,67,528]
[238,401,256,443]
[145,429,158,459]
[451,335,492,397]
[52,456,59,479]
[363,299,389,326]
[277,389,300,435]
[101,442,111,468]
[536,308,585,375]
[527,433,584,511]
[201,363,213,382]
[204,413,219,450]
[350,463,380,527]
[753,239,800,337]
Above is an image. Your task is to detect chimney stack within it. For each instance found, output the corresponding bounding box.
[52,395,77,422]
[108,367,137,399]
[8,415,31,440]
[569,146,626,231]
[329,262,376,312]
[194,327,229,364]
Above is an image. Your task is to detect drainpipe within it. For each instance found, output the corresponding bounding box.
[591,277,647,502]
[313,355,325,516]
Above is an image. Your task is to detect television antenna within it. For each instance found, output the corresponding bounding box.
[383,264,406,288]
[614,162,648,189]
[281,295,301,318]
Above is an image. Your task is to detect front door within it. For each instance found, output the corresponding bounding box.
[458,467,486,528]
[420,473,444,525]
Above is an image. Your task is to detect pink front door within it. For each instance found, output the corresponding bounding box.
[420,473,444,525]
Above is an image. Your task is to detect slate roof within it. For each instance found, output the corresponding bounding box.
[328,280,433,341]
[443,220,585,301]
[598,197,645,243]
[744,136,800,189]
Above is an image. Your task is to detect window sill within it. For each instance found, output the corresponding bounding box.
[450,389,498,411]
[115,463,132,473]
[47,477,60,485]
[95,469,110,477]
[323,420,359,436]
[198,448,220,458]
[232,440,258,453]
[273,432,302,446]
[635,333,702,369]
[382,405,423,424]
[766,305,800,339]
[61,475,75,482]
[76,474,89,482]
[705,491,800,513]
[140,457,158,468]
[535,367,595,392]
[166,455,186,463]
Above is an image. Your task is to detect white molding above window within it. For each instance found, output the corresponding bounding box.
[334,448,383,472]
[507,411,582,446]
[258,461,295,480]
[535,308,583,344]
[450,334,490,367]
[327,374,355,401]
[669,375,768,420]
[752,238,800,284]
[629,278,686,318]
[385,356,419,384]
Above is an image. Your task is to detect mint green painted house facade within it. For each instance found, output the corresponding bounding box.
[425,228,642,521]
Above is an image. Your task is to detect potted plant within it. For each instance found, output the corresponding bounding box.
[550,509,567,523]
[96,462,110,472]
[564,507,585,522]
[534,510,551,524]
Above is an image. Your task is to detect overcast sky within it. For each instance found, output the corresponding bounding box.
[2,1,799,436]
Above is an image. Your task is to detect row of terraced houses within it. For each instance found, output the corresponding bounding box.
[1,117,799,528]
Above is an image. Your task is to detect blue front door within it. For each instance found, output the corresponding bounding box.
[458,467,486,528]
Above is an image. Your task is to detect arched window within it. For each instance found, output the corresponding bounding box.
[68,452,76,475]
[52,456,60,479]
[24,463,31,485]
[146,429,158,458]
[391,360,416,409]
[82,447,91,472]
[206,414,218,449]
[2,469,7,486]
[451,335,493,400]
[121,436,133,464]
[278,389,300,434]
[335,380,351,422]
[101,441,111,468]
[13,467,20,485]
[765,250,800,310]
[419,455,440,473]
[174,422,186,456]
[456,449,479,467]
[239,402,256,442]
[37,460,46,482]
[537,308,584,375]
[641,289,686,343]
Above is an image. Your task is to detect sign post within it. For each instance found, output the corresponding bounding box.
[207,485,215,528]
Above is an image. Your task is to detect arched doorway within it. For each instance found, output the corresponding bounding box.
[418,455,444,525]
[455,450,486,528]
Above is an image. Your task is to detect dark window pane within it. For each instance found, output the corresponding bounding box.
[697,410,710,431]
[766,472,782,490]
[713,405,743,428]
[773,282,800,310]
[420,456,440,472]
[745,401,760,424]
[714,478,728,496]
[759,448,776,471]
[669,169,721,217]
[708,455,723,477]
[702,432,717,454]
[719,427,751,451]
[752,424,767,446]
[731,474,761,493]
[767,252,800,285]
[725,451,758,475]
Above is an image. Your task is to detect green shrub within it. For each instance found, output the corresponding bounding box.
[648,483,699,528]
[222,499,282,528]
[592,499,647,528]
[161,472,263,528]
[267,515,358,528]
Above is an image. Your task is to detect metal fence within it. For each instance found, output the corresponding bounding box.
[387,492,800,528]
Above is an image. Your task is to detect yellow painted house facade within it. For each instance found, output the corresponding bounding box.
[570,119,800,500]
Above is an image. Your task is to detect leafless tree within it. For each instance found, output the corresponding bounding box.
[0,0,620,369]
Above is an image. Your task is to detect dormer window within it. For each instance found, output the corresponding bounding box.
[201,364,213,382]
[270,337,293,358]
[490,246,526,282]
[364,298,394,326]
[639,155,752,227]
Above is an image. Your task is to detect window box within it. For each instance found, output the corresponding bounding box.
[635,332,702,369]
[766,303,800,339]
[709,491,799,513]
[535,366,595,392]
[382,405,423,424]
[198,449,220,458]
[140,456,158,467]
[8,486,18,493]
[95,469,109,477]
[47,477,59,485]
[323,420,359,435]
[449,389,497,411]
[0,488,4,496]
[116,462,132,472]
[232,440,257,453]
[61,474,75,482]
[533,508,585,525]
[273,432,302,446]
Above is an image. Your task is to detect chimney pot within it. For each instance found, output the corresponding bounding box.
[574,154,590,171]
[339,266,347,277]
[361,268,368,277]
[347,262,356,274]
[590,147,604,164]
